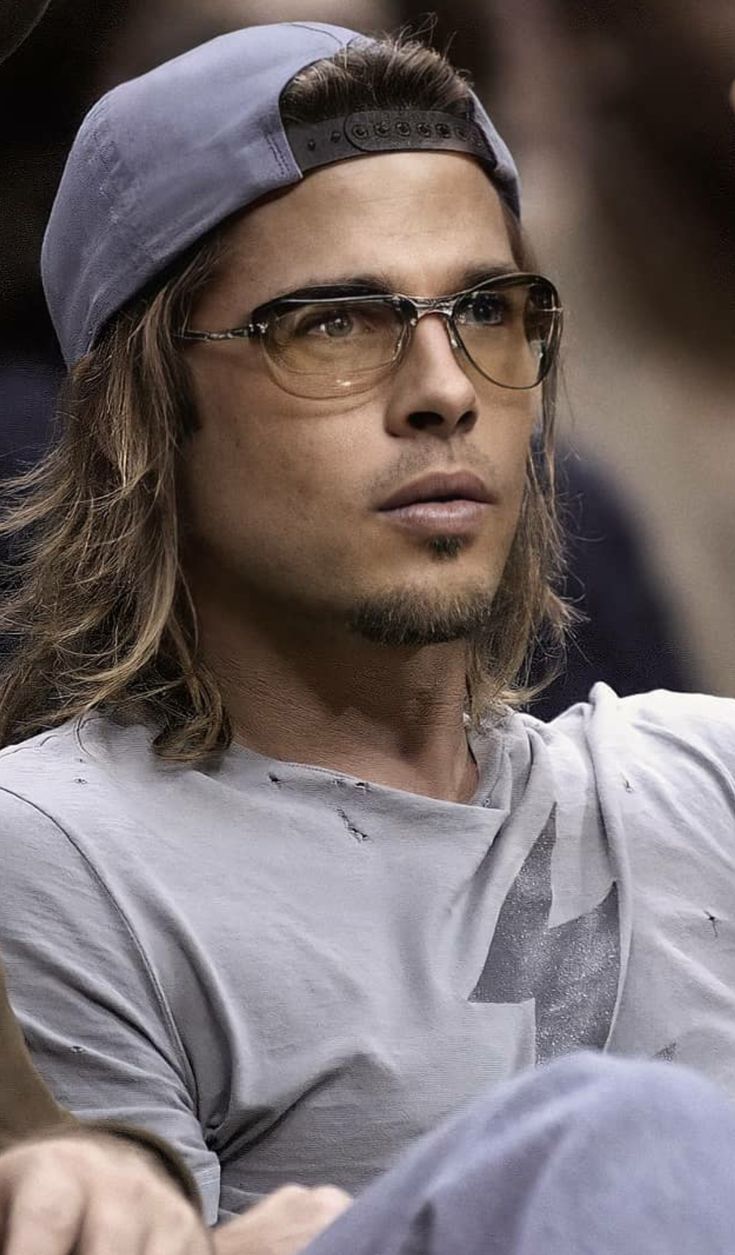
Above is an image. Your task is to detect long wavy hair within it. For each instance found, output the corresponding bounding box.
[0,34,572,766]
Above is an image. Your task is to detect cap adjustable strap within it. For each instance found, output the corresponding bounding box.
[286,109,498,174]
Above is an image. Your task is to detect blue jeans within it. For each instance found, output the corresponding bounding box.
[303,1052,735,1255]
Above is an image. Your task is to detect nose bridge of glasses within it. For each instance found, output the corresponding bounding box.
[402,299,464,363]
[410,296,458,326]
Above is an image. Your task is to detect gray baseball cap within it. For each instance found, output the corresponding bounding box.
[41,21,521,368]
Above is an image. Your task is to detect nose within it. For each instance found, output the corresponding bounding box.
[383,312,478,438]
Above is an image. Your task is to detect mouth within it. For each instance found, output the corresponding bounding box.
[375,471,493,534]
[378,498,490,535]
[376,471,493,513]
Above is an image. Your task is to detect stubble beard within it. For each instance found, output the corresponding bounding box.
[346,533,498,647]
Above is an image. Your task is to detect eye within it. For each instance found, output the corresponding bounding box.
[311,310,354,338]
[296,307,367,339]
[458,291,509,327]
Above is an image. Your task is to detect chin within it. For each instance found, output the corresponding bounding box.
[346,581,499,649]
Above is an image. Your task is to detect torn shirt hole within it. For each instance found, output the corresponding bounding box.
[337,808,369,842]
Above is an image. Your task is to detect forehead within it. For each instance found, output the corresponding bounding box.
[212,151,515,304]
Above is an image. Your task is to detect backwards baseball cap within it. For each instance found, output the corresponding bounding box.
[41,21,521,368]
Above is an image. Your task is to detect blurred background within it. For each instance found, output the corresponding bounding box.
[0,0,733,717]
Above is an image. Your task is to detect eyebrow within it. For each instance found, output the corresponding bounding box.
[260,263,522,305]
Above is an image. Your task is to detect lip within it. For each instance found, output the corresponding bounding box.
[377,471,492,512]
[379,500,490,535]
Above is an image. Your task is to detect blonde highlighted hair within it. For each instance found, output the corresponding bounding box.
[0,34,571,765]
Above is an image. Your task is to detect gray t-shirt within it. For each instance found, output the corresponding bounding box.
[1,683,734,1224]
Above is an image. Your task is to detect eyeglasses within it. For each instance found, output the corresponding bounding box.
[177,272,562,400]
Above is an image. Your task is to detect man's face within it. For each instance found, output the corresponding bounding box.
[179,152,539,650]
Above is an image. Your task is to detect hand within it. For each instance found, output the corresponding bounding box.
[213,1184,352,1255]
[0,1132,213,1254]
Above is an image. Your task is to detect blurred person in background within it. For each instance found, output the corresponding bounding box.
[463,0,735,700]
[1,18,735,1255]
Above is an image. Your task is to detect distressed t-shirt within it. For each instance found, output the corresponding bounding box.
[0,684,734,1224]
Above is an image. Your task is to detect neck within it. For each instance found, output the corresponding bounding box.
[195,598,479,805]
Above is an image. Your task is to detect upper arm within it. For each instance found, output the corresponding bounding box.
[0,788,221,1223]
[0,957,73,1152]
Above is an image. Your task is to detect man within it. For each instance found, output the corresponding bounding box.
[1,19,735,1254]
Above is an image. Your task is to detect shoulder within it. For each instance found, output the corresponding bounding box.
[0,714,229,905]
[531,684,735,764]
[514,684,735,813]
[584,684,735,781]
[0,713,170,806]
[601,685,735,740]
[536,686,735,852]
[0,714,167,870]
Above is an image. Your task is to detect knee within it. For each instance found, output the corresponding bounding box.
[463,1050,735,1147]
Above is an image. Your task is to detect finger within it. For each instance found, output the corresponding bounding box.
[74,1194,147,1255]
[143,1203,214,1255]
[3,1173,85,1255]
[306,1185,353,1226]
[309,1186,352,1210]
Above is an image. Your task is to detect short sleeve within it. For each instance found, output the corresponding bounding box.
[0,787,221,1224]
[600,686,735,784]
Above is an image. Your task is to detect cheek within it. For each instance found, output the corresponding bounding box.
[511,436,534,505]
[181,359,365,541]
[188,350,379,485]
[482,409,537,554]
[490,397,536,497]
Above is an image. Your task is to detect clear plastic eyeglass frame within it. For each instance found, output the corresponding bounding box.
[177,271,563,398]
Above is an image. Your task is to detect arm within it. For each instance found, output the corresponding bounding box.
[0,916,201,1208]
[1,958,197,1202]
[0,961,74,1152]
[0,789,221,1223]
[0,956,213,1252]
[0,790,353,1253]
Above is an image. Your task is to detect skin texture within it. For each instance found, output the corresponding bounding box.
[180,151,538,803]
[213,1185,352,1255]
[0,1138,349,1255]
[0,1133,213,1255]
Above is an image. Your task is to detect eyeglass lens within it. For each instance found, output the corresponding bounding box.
[262,278,558,399]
